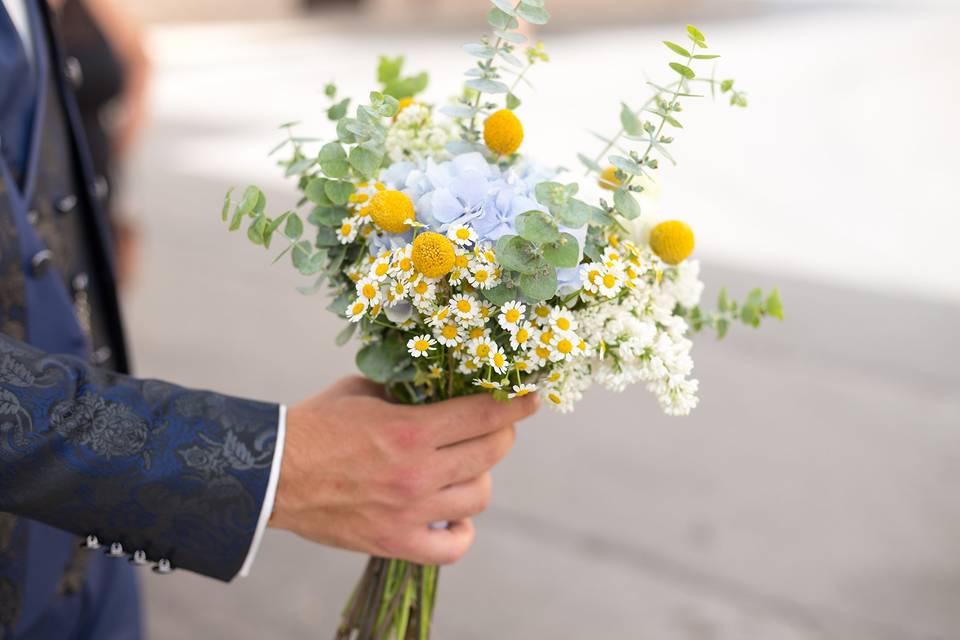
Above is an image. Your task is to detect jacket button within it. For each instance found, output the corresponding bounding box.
[56,194,78,214]
[26,209,39,225]
[83,535,101,549]
[65,57,83,88]
[108,542,125,557]
[30,250,53,277]
[130,550,148,565]
[153,558,173,574]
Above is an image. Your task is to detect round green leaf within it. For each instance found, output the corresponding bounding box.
[324,180,355,206]
[496,235,542,275]
[349,146,384,179]
[519,268,557,302]
[516,210,560,245]
[319,142,349,178]
[613,189,642,220]
[541,233,579,268]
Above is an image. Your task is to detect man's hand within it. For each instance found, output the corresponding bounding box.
[271,376,538,565]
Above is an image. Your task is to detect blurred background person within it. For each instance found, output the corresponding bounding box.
[55,0,149,289]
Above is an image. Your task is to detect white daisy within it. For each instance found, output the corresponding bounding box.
[450,293,480,321]
[489,346,510,374]
[345,298,367,323]
[549,308,578,333]
[472,378,503,390]
[498,300,526,330]
[446,223,478,247]
[509,383,537,398]
[336,219,359,244]
[407,334,436,358]
[355,277,382,305]
[434,322,463,347]
[508,321,537,351]
[467,259,498,289]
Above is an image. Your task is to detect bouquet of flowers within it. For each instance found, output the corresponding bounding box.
[222,2,782,638]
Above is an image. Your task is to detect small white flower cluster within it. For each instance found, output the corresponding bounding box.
[385,103,451,164]
[540,249,705,416]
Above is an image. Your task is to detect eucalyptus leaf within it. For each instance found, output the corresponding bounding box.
[577,153,602,173]
[309,206,347,228]
[349,146,384,178]
[315,225,339,247]
[284,213,304,240]
[516,3,550,24]
[356,335,408,383]
[555,198,592,229]
[610,155,643,176]
[489,0,517,15]
[482,283,522,306]
[336,117,358,144]
[335,321,357,347]
[304,178,330,205]
[663,41,691,57]
[506,92,521,110]
[319,142,349,178]
[498,49,523,67]
[284,156,315,177]
[324,180,355,206]
[541,233,579,268]
[686,25,706,44]
[327,98,350,121]
[326,290,352,315]
[237,186,260,217]
[291,240,313,273]
[465,78,509,94]
[487,7,518,29]
[619,103,643,136]
[496,235,542,275]
[516,210,560,245]
[495,29,527,43]
[221,187,233,222]
[463,43,496,59]
[440,104,478,118]
[519,268,557,301]
[613,189,642,220]
[534,181,568,209]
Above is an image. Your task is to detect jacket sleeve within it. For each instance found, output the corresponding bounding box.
[0,333,281,582]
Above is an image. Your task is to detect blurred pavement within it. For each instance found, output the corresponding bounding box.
[118,3,960,639]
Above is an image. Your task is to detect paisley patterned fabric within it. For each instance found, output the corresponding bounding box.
[0,334,280,582]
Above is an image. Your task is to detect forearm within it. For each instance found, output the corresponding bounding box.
[0,333,280,581]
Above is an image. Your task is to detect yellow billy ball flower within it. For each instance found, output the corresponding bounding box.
[483,109,523,156]
[394,97,417,121]
[599,166,621,191]
[649,220,695,265]
[369,190,415,234]
[412,232,456,278]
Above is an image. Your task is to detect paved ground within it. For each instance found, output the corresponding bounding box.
[116,5,960,639]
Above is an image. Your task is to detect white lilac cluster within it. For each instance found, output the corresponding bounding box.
[540,253,705,416]
[384,103,451,164]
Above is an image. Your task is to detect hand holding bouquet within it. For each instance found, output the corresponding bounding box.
[223,3,782,637]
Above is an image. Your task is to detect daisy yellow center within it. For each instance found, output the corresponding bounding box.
[455,254,470,268]
[513,388,531,397]
[350,302,365,315]
[457,299,473,313]
[414,281,429,295]
[469,327,485,340]
[375,263,389,277]
[555,317,570,331]
[483,109,524,156]
[493,352,506,367]
[456,228,471,240]
[476,344,491,359]
[412,232,456,278]
[341,222,353,235]
[540,330,554,345]
[602,273,617,289]
[535,346,550,359]
[505,309,521,324]
[414,339,430,352]
[474,270,489,282]
[535,306,550,319]
[587,270,601,285]
[649,220,695,265]
[548,393,562,405]
[515,328,529,343]
[442,325,458,340]
[557,339,574,354]
[399,257,413,271]
[369,190,415,234]
[361,284,377,300]
[435,308,449,321]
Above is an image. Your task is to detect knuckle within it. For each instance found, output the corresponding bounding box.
[389,467,429,503]
[384,420,425,455]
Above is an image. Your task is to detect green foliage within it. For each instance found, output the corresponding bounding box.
[679,286,785,338]
[541,233,580,268]
[319,142,349,178]
[496,235,543,274]
[377,55,429,99]
[349,146,384,179]
[356,334,409,383]
[613,189,641,220]
[516,210,560,244]
[519,267,558,301]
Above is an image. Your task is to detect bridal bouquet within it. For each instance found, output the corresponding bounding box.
[222,2,782,637]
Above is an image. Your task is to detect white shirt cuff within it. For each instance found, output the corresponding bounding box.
[238,404,286,578]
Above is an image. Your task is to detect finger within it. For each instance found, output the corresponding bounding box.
[414,393,538,447]
[433,426,515,488]
[412,474,492,524]
[401,518,476,566]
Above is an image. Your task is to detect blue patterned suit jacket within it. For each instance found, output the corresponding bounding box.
[0,2,281,637]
